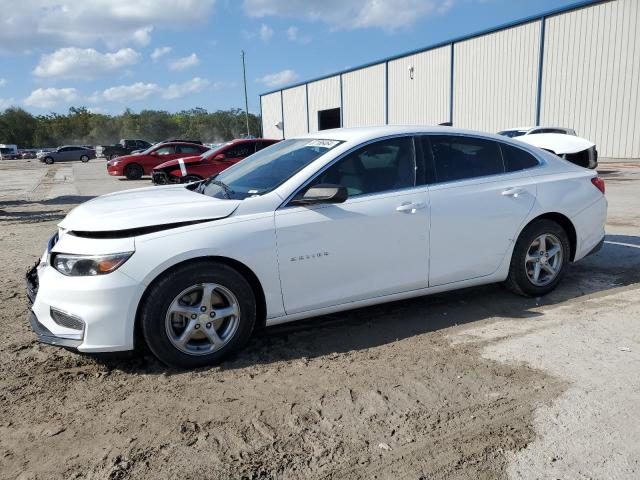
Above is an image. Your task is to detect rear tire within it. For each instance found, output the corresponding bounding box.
[80,155,89,162]
[505,219,570,297]
[124,163,143,180]
[44,157,54,165]
[140,261,256,369]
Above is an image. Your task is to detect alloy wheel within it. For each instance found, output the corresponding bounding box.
[525,233,563,287]
[165,283,240,356]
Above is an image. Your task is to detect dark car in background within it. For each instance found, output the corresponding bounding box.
[152,138,280,184]
[96,139,153,160]
[107,142,209,180]
[37,146,96,164]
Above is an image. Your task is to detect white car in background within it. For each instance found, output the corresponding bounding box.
[516,133,598,169]
[26,126,607,368]
[498,126,577,138]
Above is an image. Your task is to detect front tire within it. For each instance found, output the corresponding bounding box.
[124,163,143,180]
[505,219,570,297]
[44,156,54,165]
[140,261,256,368]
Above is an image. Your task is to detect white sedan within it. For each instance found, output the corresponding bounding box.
[27,126,607,368]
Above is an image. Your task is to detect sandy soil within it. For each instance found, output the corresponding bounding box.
[0,160,638,479]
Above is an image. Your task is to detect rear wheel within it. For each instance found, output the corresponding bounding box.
[505,219,570,297]
[80,155,89,162]
[124,163,143,180]
[44,156,54,165]
[140,261,256,368]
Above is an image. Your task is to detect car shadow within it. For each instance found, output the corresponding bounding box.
[87,234,640,374]
[0,195,96,207]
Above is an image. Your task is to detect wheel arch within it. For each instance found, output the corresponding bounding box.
[520,212,577,261]
[133,255,267,348]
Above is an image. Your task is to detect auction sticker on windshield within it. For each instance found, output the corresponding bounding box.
[306,140,340,148]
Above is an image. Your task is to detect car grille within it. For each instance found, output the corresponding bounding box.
[47,231,59,252]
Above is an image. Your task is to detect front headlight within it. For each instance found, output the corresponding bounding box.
[52,252,133,276]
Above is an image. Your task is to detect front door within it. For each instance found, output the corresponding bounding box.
[275,136,430,315]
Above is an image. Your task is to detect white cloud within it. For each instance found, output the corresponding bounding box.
[256,69,299,88]
[169,53,199,71]
[151,46,172,61]
[243,0,453,31]
[286,25,311,43]
[162,77,209,99]
[0,98,15,109]
[0,78,6,87]
[0,0,217,53]
[89,77,228,103]
[98,82,161,102]
[87,106,108,114]
[33,48,141,80]
[24,87,79,108]
[259,23,273,42]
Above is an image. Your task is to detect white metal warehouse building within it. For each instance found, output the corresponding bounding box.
[260,0,640,159]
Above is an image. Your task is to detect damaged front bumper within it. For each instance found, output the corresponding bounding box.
[151,171,180,185]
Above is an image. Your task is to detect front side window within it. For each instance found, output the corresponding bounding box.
[196,138,342,200]
[225,143,254,158]
[155,146,175,155]
[308,137,416,197]
[428,135,503,183]
[177,144,202,154]
[501,143,540,172]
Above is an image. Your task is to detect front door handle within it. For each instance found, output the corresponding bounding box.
[396,201,426,213]
[501,187,525,198]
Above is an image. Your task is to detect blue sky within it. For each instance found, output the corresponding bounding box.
[0,0,588,116]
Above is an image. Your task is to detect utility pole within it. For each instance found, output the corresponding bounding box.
[241,50,250,137]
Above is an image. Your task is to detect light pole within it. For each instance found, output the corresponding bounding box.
[241,50,250,137]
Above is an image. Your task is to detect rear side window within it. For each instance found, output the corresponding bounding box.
[428,135,503,183]
[155,146,175,155]
[501,144,540,172]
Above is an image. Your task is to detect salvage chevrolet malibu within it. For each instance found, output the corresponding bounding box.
[26,126,607,368]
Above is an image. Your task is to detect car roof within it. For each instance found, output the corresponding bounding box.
[297,125,519,145]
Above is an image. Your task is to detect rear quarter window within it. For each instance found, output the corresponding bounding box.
[501,144,540,172]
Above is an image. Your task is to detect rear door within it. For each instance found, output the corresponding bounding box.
[422,135,537,286]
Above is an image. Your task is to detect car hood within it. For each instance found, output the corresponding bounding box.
[155,155,203,171]
[516,133,595,154]
[59,185,240,232]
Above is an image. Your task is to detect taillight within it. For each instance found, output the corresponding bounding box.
[591,176,605,194]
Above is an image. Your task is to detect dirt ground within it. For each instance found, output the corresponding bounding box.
[0,159,638,479]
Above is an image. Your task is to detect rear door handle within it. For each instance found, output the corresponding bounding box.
[501,187,525,198]
[396,202,426,213]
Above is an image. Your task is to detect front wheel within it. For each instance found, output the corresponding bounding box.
[44,157,54,165]
[124,163,143,180]
[505,219,570,297]
[140,261,256,368]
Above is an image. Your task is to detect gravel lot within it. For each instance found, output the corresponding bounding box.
[0,159,638,479]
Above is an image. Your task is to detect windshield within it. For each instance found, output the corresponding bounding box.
[195,138,342,200]
[498,130,528,138]
[201,143,231,160]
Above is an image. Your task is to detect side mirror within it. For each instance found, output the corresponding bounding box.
[290,184,348,206]
[214,153,227,160]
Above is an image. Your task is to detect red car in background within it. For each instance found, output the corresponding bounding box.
[151,138,280,185]
[107,142,209,180]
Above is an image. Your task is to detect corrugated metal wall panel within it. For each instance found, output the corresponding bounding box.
[453,21,540,133]
[307,76,341,132]
[388,46,451,125]
[261,92,283,140]
[541,0,639,158]
[282,86,308,138]
[342,64,385,127]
